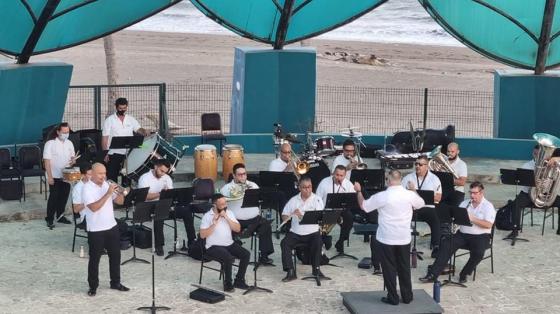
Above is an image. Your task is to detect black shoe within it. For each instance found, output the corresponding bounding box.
[459,273,468,284]
[57,216,71,224]
[557,229,560,235]
[335,240,344,253]
[233,279,250,290]
[418,273,436,283]
[45,218,55,229]
[224,282,235,292]
[431,246,439,258]
[258,256,274,265]
[155,247,164,256]
[87,288,96,296]
[323,235,333,250]
[282,269,297,282]
[312,268,326,278]
[110,284,130,292]
[381,297,399,306]
[402,297,413,304]
[372,268,382,276]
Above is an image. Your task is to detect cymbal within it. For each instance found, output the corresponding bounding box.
[341,131,363,138]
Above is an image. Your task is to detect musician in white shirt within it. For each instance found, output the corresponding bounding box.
[268,143,294,172]
[356,169,425,305]
[280,176,325,282]
[221,163,274,264]
[420,181,495,284]
[445,142,468,206]
[331,139,364,180]
[72,163,92,226]
[316,165,356,253]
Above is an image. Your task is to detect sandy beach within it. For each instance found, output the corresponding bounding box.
[30,30,504,91]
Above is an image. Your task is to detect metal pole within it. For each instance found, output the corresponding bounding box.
[535,0,556,75]
[17,0,62,64]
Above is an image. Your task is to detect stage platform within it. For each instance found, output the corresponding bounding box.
[341,289,443,314]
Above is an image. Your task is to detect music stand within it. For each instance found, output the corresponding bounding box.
[138,199,172,313]
[350,169,385,192]
[323,192,359,260]
[500,168,532,246]
[109,135,144,184]
[121,189,150,266]
[432,171,455,205]
[299,209,342,286]
[436,204,471,288]
[239,188,273,295]
[259,171,297,237]
[411,190,435,267]
[161,188,193,260]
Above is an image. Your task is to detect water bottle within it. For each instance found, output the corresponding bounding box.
[79,246,86,258]
[266,209,272,221]
[433,279,441,303]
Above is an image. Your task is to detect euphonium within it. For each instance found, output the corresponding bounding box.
[428,145,459,179]
[229,182,250,200]
[530,133,560,208]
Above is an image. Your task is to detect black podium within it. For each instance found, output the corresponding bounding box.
[160,187,193,260]
[500,168,533,246]
[325,192,359,260]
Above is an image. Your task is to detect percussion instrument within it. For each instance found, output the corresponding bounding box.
[62,167,81,183]
[222,144,244,182]
[194,144,218,181]
[126,133,183,181]
[377,151,426,169]
[315,136,336,156]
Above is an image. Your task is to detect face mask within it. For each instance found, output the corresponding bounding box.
[117,110,126,116]
[58,133,69,141]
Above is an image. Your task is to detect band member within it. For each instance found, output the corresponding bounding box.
[72,162,93,226]
[402,155,443,257]
[138,159,173,256]
[316,165,355,253]
[268,142,294,172]
[356,170,425,305]
[200,193,251,292]
[102,97,148,183]
[331,139,364,180]
[445,142,468,206]
[280,176,325,281]
[420,181,495,284]
[82,163,129,296]
[43,122,76,228]
[221,163,274,264]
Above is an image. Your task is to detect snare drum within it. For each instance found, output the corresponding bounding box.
[222,144,244,182]
[194,144,218,181]
[315,136,336,156]
[126,133,183,181]
[62,167,81,183]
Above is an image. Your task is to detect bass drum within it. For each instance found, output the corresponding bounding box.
[125,133,182,181]
[194,144,218,181]
[222,144,244,182]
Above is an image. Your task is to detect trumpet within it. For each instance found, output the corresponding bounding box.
[107,180,129,196]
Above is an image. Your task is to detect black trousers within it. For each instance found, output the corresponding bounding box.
[238,215,274,257]
[46,178,70,222]
[430,231,490,278]
[375,240,412,304]
[153,204,197,249]
[106,153,126,183]
[87,225,121,289]
[366,211,381,270]
[206,242,250,284]
[337,208,354,244]
[415,206,441,248]
[513,191,533,230]
[281,231,322,271]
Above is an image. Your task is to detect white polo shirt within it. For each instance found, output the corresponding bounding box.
[220,180,259,220]
[72,179,91,223]
[459,197,496,235]
[520,160,535,194]
[43,138,75,179]
[402,171,442,208]
[362,185,425,245]
[200,209,238,249]
[102,113,141,155]
[269,158,288,172]
[449,157,468,193]
[316,176,356,206]
[82,180,117,232]
[331,154,363,180]
[138,170,173,201]
[282,193,324,235]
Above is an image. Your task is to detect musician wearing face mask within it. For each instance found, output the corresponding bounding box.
[220,163,274,264]
[445,142,468,206]
[332,139,363,180]
[43,122,77,228]
[101,97,148,183]
[419,181,495,284]
[316,165,356,254]
[402,155,443,258]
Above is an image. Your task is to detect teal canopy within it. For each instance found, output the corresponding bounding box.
[0,0,181,63]
[419,0,560,73]
[191,0,388,49]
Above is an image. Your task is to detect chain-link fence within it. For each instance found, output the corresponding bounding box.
[65,83,494,138]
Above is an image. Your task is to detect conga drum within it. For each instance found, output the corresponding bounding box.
[194,144,218,181]
[222,144,245,182]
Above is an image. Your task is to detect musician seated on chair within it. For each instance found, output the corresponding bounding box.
[419,181,495,284]
[280,176,325,282]
[331,139,364,180]
[72,162,93,227]
[220,163,274,264]
[316,165,356,253]
[444,142,468,206]
[200,193,250,292]
[269,142,294,172]
[402,155,443,258]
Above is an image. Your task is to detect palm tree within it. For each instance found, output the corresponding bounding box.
[103,35,119,117]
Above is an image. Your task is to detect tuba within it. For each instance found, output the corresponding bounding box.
[428,145,459,179]
[530,133,560,208]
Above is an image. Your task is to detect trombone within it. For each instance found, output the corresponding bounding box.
[290,150,310,178]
